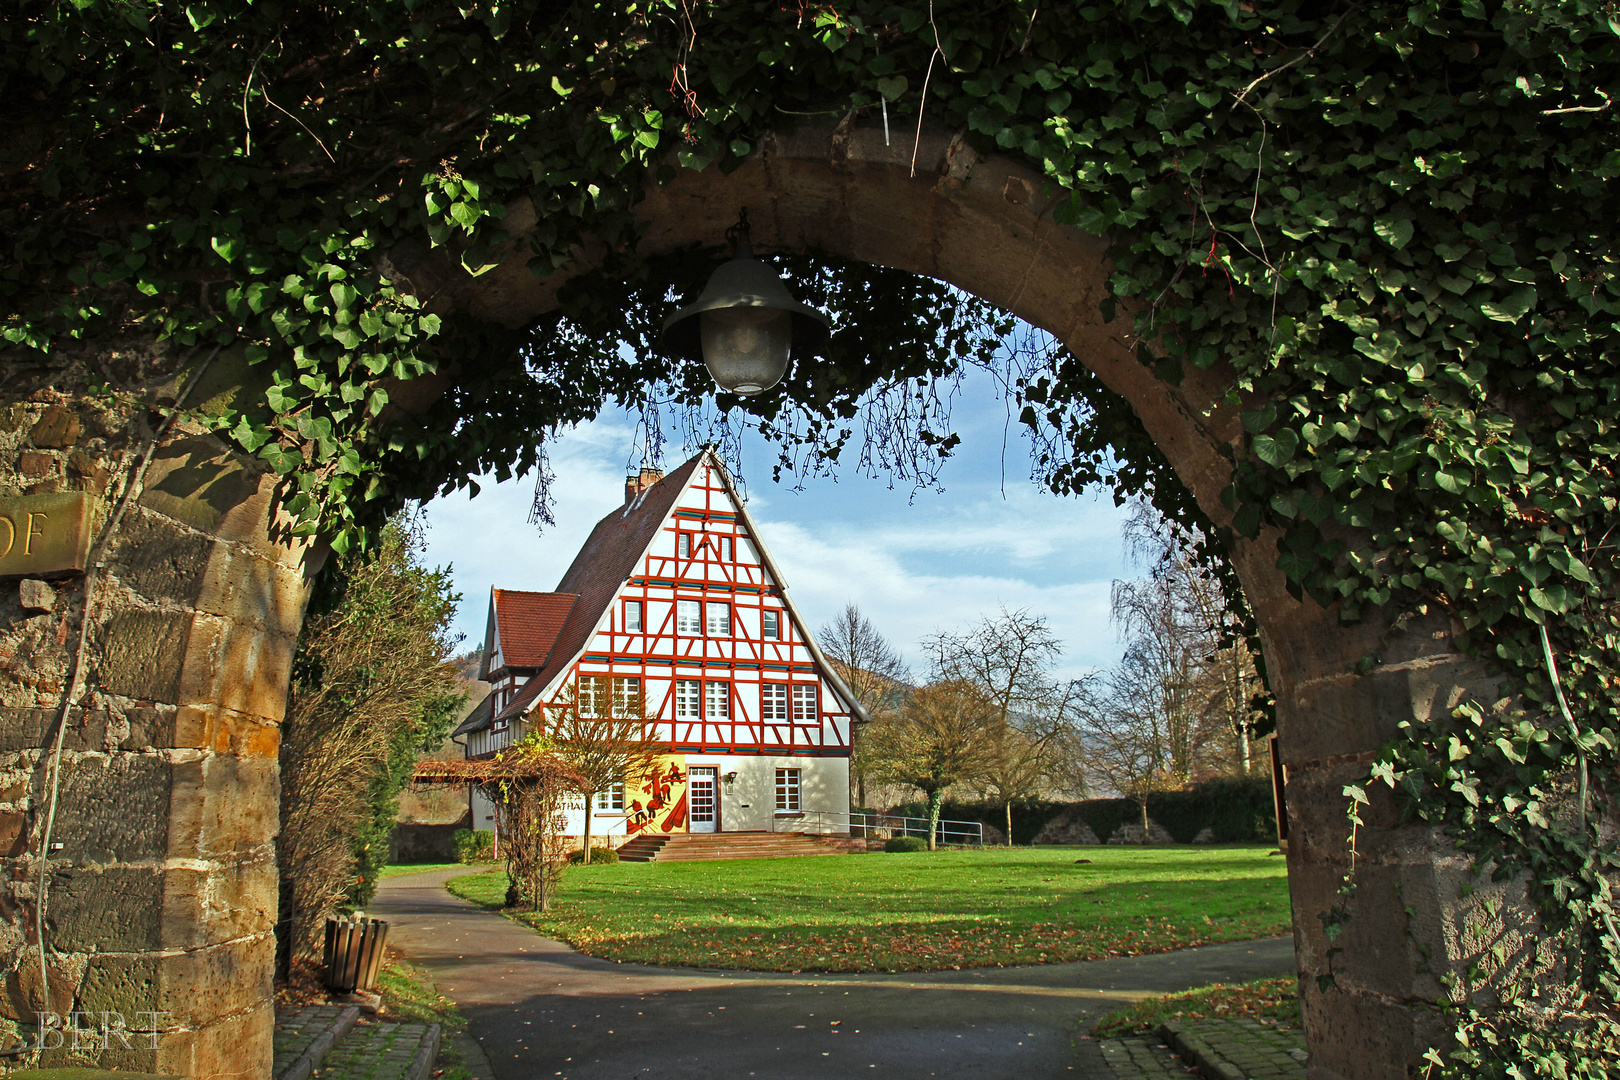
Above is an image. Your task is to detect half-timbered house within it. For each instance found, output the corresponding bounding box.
[454,448,864,844]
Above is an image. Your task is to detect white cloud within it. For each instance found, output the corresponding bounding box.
[419,382,1132,679]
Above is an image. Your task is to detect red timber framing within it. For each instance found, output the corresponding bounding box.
[467,448,864,762]
[573,455,853,756]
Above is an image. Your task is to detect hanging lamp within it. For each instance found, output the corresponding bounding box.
[659,209,831,396]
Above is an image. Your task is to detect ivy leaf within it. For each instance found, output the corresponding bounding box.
[1252,429,1299,467]
[1480,285,1536,324]
[1374,217,1414,251]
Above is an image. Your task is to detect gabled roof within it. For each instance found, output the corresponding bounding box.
[482,588,578,677]
[468,447,870,735]
[488,453,703,725]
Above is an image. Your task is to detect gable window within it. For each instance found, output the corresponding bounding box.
[761,683,789,721]
[775,769,802,813]
[612,676,643,718]
[594,782,625,811]
[720,536,734,562]
[623,600,643,633]
[705,681,730,719]
[792,684,817,722]
[762,610,780,640]
[677,599,701,634]
[677,532,692,558]
[675,679,701,718]
[706,602,731,636]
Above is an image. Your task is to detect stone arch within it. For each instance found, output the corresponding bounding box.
[0,124,1508,1079]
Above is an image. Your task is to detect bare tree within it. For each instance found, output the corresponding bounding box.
[1066,671,1180,841]
[1113,500,1266,780]
[543,679,666,864]
[926,607,1065,844]
[855,678,996,849]
[817,603,909,808]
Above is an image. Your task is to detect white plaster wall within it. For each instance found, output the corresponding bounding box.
[690,754,850,834]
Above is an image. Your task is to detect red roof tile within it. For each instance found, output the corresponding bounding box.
[489,589,578,673]
[492,453,704,724]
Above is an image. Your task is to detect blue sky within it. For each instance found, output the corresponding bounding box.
[418,365,1133,681]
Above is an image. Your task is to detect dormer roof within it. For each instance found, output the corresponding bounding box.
[480,588,578,679]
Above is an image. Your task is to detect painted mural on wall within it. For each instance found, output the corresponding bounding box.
[626,756,687,834]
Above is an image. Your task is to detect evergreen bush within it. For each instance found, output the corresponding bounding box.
[568,847,620,865]
[885,837,929,853]
[453,828,496,864]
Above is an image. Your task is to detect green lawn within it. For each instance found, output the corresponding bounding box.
[379,862,487,880]
[445,845,1289,972]
[1091,975,1302,1036]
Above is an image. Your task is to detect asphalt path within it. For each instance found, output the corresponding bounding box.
[371,867,1295,1080]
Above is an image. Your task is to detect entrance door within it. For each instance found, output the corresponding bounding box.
[689,767,718,833]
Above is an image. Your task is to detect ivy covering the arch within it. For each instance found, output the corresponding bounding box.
[4,0,1620,1069]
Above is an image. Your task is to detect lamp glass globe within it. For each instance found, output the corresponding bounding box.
[699,306,793,395]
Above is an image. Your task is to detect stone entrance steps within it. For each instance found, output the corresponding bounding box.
[617,831,845,862]
[273,1003,440,1080]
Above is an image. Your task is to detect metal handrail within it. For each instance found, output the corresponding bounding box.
[795,808,984,846]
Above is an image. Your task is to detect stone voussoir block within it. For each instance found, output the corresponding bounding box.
[77,932,276,1027]
[165,752,279,863]
[96,608,192,704]
[43,863,166,953]
[40,751,172,863]
[171,704,280,758]
[160,856,278,950]
[175,614,297,725]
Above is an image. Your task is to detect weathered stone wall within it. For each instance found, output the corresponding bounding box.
[0,356,313,1078]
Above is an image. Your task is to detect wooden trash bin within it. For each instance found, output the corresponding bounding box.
[322,916,389,993]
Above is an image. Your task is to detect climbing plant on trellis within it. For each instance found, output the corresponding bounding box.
[5,0,1619,1071]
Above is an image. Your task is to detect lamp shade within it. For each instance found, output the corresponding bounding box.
[660,245,831,396]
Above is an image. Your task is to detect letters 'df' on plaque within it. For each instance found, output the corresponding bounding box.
[0,492,98,580]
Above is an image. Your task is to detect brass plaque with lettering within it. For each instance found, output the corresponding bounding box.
[0,492,98,580]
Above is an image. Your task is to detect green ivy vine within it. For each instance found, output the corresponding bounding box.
[5,0,1620,1072]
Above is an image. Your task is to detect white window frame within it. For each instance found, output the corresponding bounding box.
[676,599,701,635]
[675,679,701,719]
[761,682,788,721]
[705,681,730,720]
[762,610,780,640]
[623,600,643,633]
[612,676,642,718]
[706,601,731,636]
[792,683,817,722]
[579,675,610,718]
[775,768,802,813]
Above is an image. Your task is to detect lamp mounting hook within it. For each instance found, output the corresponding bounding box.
[724,207,752,254]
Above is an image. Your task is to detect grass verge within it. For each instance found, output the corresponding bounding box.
[378,954,475,1079]
[379,862,488,880]
[1091,976,1301,1037]
[445,845,1288,972]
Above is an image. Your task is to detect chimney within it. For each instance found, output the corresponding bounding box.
[625,467,664,504]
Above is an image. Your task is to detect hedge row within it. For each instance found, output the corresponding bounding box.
[891,777,1277,845]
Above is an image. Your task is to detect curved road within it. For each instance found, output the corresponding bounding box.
[372,868,1294,1080]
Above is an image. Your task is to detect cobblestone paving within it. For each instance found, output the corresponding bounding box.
[273,1005,352,1075]
[1089,1020,1307,1079]
[1183,1018,1308,1079]
[314,1020,432,1080]
[1095,1033,1195,1077]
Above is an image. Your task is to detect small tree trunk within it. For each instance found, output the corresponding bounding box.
[928,789,944,851]
[582,796,594,865]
